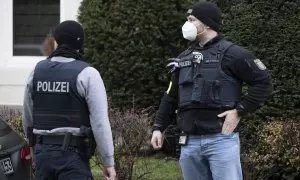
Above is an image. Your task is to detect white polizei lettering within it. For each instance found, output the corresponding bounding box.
[60,82,65,92]
[67,82,69,92]
[42,82,47,91]
[47,82,53,92]
[36,81,70,93]
[37,81,43,91]
[55,82,61,92]
[61,82,67,92]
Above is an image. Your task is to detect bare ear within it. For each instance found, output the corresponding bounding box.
[204,25,210,29]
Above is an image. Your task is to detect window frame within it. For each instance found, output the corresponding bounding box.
[0,0,82,106]
[12,0,61,57]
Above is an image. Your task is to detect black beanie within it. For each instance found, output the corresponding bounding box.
[53,20,84,50]
[187,2,222,32]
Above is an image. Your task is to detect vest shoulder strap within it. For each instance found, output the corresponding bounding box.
[215,40,234,61]
[34,59,48,70]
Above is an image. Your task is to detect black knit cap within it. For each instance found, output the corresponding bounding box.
[187,2,222,32]
[53,20,84,50]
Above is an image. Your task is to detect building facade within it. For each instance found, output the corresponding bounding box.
[0,0,82,106]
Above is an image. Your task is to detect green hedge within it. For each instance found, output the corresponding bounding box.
[78,0,198,109]
[79,0,299,116]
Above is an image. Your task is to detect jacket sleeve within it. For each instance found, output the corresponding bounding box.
[77,67,115,167]
[222,45,273,114]
[153,71,179,132]
[22,70,34,137]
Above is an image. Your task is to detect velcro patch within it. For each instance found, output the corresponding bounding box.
[253,59,266,70]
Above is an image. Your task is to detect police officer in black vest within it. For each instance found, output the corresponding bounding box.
[22,20,116,180]
[151,2,272,180]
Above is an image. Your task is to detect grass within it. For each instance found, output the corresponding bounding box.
[90,154,183,180]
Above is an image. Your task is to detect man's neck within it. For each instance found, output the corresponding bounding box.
[198,31,218,47]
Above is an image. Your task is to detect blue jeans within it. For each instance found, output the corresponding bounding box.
[179,133,242,180]
[34,144,93,180]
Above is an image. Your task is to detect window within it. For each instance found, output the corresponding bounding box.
[13,0,60,56]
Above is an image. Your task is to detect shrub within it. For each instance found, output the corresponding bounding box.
[87,99,155,179]
[108,105,154,180]
[241,118,300,180]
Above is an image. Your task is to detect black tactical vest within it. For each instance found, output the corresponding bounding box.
[32,59,90,130]
[176,40,242,134]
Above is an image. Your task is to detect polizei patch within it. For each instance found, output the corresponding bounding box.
[253,59,266,70]
[37,81,70,93]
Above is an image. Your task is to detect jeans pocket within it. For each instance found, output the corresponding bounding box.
[179,146,194,162]
[219,133,239,144]
[219,132,235,136]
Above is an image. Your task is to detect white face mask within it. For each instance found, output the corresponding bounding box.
[182,21,197,41]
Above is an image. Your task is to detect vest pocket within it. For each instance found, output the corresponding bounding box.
[219,80,241,107]
[191,78,205,103]
[210,80,221,103]
[191,79,222,105]
[178,67,193,85]
[179,67,194,104]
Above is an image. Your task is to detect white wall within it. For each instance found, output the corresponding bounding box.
[0,0,83,106]
[61,0,83,22]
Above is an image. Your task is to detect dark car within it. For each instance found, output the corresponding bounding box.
[0,118,33,180]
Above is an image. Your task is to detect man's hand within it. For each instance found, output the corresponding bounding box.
[218,109,241,135]
[103,166,116,180]
[151,130,163,149]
